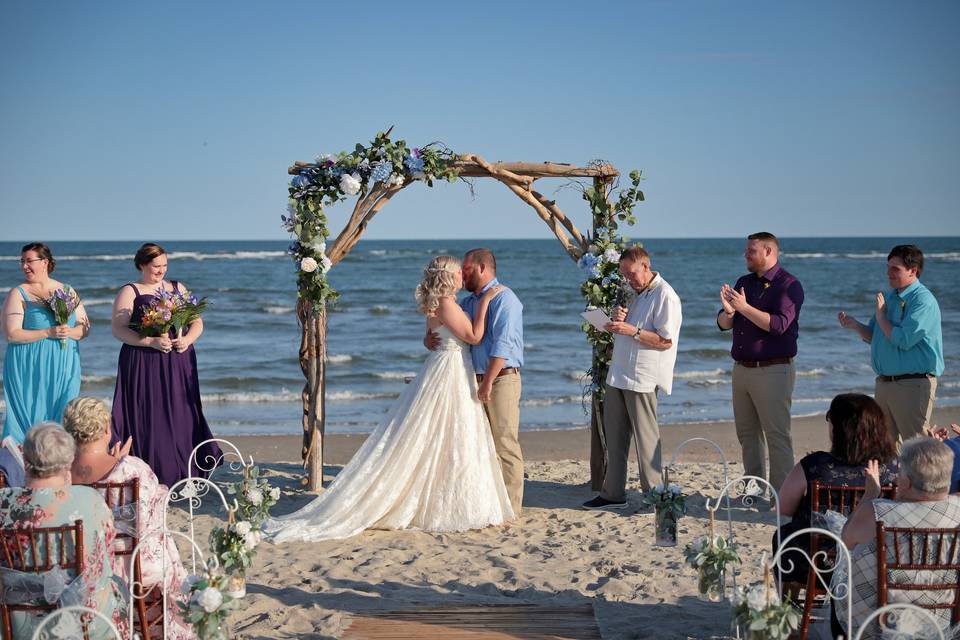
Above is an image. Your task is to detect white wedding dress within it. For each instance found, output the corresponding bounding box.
[264,326,514,542]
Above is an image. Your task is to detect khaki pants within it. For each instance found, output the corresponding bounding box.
[601,386,661,500]
[874,376,937,444]
[732,361,796,492]
[483,373,523,515]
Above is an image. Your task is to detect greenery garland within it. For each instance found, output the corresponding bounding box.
[285,130,459,311]
[577,169,645,403]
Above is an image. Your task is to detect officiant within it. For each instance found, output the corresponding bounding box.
[583,246,682,511]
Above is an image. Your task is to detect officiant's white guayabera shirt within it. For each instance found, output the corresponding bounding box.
[606,273,682,395]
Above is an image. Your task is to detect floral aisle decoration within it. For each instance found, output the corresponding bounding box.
[577,169,644,404]
[179,559,242,640]
[730,568,799,640]
[208,466,280,598]
[284,130,460,311]
[642,468,685,546]
[683,512,740,602]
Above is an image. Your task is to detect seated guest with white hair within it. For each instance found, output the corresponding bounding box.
[0,436,25,487]
[832,437,960,638]
[63,396,197,640]
[0,422,126,638]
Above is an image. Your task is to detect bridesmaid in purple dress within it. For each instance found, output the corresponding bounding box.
[110,243,220,486]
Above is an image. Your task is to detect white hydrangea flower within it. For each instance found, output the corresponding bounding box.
[300,257,318,273]
[388,174,405,187]
[745,583,777,611]
[588,243,600,255]
[603,247,621,263]
[269,486,280,500]
[668,483,681,496]
[654,483,664,493]
[196,586,223,613]
[339,172,361,195]
[319,256,333,273]
[246,488,263,506]
[234,521,252,536]
[309,238,327,255]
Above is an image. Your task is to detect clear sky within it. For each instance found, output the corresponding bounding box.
[1,1,958,241]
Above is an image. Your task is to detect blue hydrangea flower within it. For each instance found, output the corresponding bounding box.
[404,154,425,174]
[602,277,610,286]
[370,161,394,184]
[291,175,311,189]
[577,253,602,279]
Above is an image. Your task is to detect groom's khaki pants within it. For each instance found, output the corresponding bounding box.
[484,373,523,515]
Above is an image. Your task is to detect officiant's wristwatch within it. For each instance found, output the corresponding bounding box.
[633,325,642,340]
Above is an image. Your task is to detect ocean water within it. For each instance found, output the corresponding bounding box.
[1,238,958,436]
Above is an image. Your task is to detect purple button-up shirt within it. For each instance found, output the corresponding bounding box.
[719,263,804,361]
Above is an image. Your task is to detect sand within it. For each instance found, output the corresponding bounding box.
[167,407,960,639]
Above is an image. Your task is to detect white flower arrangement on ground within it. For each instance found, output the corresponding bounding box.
[683,534,740,600]
[641,481,685,514]
[178,560,242,640]
[730,582,800,640]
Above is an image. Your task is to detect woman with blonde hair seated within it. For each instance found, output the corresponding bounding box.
[0,422,125,638]
[63,396,196,640]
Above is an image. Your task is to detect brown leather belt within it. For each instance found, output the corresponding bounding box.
[736,357,792,368]
[476,368,519,382]
[877,373,934,382]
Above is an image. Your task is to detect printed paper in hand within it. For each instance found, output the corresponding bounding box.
[581,309,612,331]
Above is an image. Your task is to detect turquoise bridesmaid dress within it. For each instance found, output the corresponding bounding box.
[1,286,81,442]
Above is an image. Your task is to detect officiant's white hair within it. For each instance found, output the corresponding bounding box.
[416,255,460,316]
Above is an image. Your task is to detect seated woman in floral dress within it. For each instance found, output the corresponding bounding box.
[63,396,196,640]
[0,423,126,638]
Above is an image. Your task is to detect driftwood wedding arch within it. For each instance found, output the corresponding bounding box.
[288,141,633,492]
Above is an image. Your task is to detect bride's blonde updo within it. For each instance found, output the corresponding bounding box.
[415,255,461,316]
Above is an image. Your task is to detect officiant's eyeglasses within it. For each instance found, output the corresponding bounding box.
[19,258,45,265]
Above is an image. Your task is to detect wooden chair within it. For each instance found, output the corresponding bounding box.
[790,481,898,640]
[0,519,86,640]
[90,477,164,640]
[0,470,6,489]
[875,522,960,633]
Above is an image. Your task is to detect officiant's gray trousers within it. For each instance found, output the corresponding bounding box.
[600,386,661,500]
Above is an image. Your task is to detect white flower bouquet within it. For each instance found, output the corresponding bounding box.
[642,475,685,547]
[731,582,799,640]
[683,534,740,602]
[178,560,242,640]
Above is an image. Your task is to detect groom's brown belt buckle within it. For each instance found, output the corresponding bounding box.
[477,368,519,382]
[736,357,792,368]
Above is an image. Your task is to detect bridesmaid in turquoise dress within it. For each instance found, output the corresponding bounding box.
[2,243,89,443]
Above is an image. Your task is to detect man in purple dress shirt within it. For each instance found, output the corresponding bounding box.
[717,232,805,496]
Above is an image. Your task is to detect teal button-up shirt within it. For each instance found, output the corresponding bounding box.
[459,278,524,374]
[869,280,944,377]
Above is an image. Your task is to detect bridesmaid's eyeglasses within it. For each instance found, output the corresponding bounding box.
[19,258,45,265]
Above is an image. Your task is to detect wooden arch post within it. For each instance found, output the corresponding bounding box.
[289,156,620,492]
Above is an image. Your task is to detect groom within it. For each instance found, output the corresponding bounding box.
[426,248,525,515]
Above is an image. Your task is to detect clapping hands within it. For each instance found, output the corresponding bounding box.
[863,459,882,500]
[110,437,133,459]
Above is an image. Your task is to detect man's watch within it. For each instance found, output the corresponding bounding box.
[633,326,642,339]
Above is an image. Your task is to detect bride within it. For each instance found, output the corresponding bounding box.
[264,255,514,542]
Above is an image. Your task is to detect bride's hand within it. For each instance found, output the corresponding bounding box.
[481,285,504,303]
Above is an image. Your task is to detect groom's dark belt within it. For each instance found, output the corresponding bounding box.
[735,357,792,368]
[877,373,934,382]
[476,368,519,382]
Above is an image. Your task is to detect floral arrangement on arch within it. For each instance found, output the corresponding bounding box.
[284,130,460,311]
[576,169,644,403]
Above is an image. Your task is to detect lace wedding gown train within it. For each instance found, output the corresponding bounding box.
[264,327,514,542]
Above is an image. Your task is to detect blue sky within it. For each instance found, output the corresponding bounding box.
[1,1,958,241]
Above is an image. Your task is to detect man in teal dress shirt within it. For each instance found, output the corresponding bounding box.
[839,244,944,443]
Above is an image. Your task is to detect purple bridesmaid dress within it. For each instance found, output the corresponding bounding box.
[111,282,221,486]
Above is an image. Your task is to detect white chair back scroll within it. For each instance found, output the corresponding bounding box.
[851,603,946,640]
[31,606,122,640]
[162,476,234,575]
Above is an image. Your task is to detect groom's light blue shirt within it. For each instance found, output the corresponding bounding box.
[459,278,524,374]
